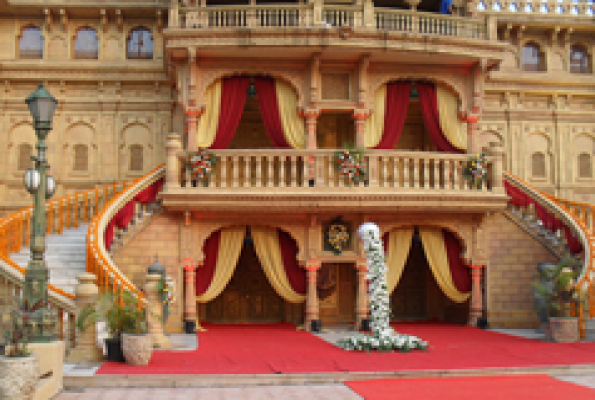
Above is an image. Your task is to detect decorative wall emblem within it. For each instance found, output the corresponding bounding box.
[325,217,351,255]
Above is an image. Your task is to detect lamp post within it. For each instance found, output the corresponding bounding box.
[23,83,58,341]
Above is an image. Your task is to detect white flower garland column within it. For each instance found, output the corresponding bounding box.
[337,223,429,352]
[356,260,369,330]
[305,260,321,331]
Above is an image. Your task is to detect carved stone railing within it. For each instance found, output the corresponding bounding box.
[477,0,595,17]
[0,180,131,347]
[504,172,594,336]
[165,136,505,196]
[171,4,490,41]
[86,164,165,305]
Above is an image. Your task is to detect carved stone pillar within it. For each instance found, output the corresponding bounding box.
[489,142,505,194]
[469,264,484,326]
[304,110,319,184]
[183,260,197,333]
[353,109,369,149]
[466,117,480,154]
[165,134,182,191]
[356,261,369,330]
[305,260,321,331]
[145,273,171,348]
[185,109,201,151]
[67,273,103,362]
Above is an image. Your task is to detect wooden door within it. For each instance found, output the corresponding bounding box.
[206,241,285,323]
[319,263,356,325]
[390,240,428,321]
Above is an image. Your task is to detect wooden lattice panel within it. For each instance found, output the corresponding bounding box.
[321,73,350,100]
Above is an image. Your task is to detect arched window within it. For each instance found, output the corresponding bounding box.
[531,152,546,178]
[522,42,545,72]
[578,153,592,178]
[18,143,33,171]
[127,28,153,60]
[19,26,43,59]
[74,28,99,59]
[570,45,590,74]
[130,145,143,171]
[73,144,88,172]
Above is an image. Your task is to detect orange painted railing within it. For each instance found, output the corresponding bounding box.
[504,172,594,336]
[0,179,131,342]
[86,164,166,308]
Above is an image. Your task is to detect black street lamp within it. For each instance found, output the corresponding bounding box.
[23,83,58,341]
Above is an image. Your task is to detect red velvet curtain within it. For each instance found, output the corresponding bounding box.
[210,77,250,149]
[104,220,115,251]
[443,229,471,293]
[254,77,291,149]
[416,81,464,154]
[134,178,164,204]
[504,181,583,254]
[278,229,306,295]
[374,81,412,150]
[196,230,221,296]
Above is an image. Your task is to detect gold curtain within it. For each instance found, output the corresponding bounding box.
[363,84,387,148]
[386,228,414,295]
[436,85,467,152]
[419,227,470,303]
[251,226,306,303]
[275,80,307,149]
[196,226,246,302]
[196,80,222,148]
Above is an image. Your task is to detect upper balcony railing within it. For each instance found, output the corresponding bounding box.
[171,4,489,41]
[477,0,595,17]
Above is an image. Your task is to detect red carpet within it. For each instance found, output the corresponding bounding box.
[345,376,595,400]
[96,323,595,375]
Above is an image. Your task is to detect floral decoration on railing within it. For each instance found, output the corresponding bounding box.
[334,147,366,186]
[187,148,217,186]
[325,217,351,255]
[463,153,488,189]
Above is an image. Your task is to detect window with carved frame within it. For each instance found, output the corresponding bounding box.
[127,28,153,60]
[531,152,546,178]
[18,143,33,171]
[570,45,590,74]
[19,26,43,59]
[130,145,143,171]
[74,27,99,59]
[522,42,545,72]
[73,144,89,172]
[578,153,592,179]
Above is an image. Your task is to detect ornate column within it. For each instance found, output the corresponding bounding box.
[303,109,319,185]
[489,142,505,194]
[165,134,182,191]
[183,258,197,333]
[67,273,103,362]
[185,109,202,151]
[466,116,480,154]
[469,264,484,326]
[305,260,321,331]
[145,273,171,348]
[353,109,369,149]
[356,260,369,330]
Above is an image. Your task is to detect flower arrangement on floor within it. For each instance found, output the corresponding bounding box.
[462,153,488,189]
[337,223,429,352]
[334,147,366,185]
[187,148,217,186]
[325,218,351,255]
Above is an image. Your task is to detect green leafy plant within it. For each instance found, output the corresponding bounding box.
[462,153,488,189]
[77,291,147,339]
[3,298,47,357]
[333,144,366,186]
[532,258,580,318]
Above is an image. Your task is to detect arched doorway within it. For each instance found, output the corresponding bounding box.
[389,229,470,324]
[206,233,286,323]
[318,263,357,326]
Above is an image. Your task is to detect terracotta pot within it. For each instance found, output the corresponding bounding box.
[549,317,579,342]
[0,355,39,400]
[122,334,153,365]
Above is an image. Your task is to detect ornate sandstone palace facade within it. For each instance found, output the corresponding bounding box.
[1,0,594,333]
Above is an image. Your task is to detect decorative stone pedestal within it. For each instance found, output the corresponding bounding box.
[145,274,171,349]
[29,341,65,400]
[67,273,103,362]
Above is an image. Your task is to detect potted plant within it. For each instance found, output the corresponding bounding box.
[119,291,152,366]
[532,258,581,342]
[0,299,43,400]
[77,292,129,362]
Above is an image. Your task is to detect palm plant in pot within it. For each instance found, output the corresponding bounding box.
[77,292,132,362]
[119,291,152,366]
[0,299,44,400]
[532,258,581,342]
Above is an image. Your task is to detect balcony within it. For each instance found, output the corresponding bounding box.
[160,136,508,214]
